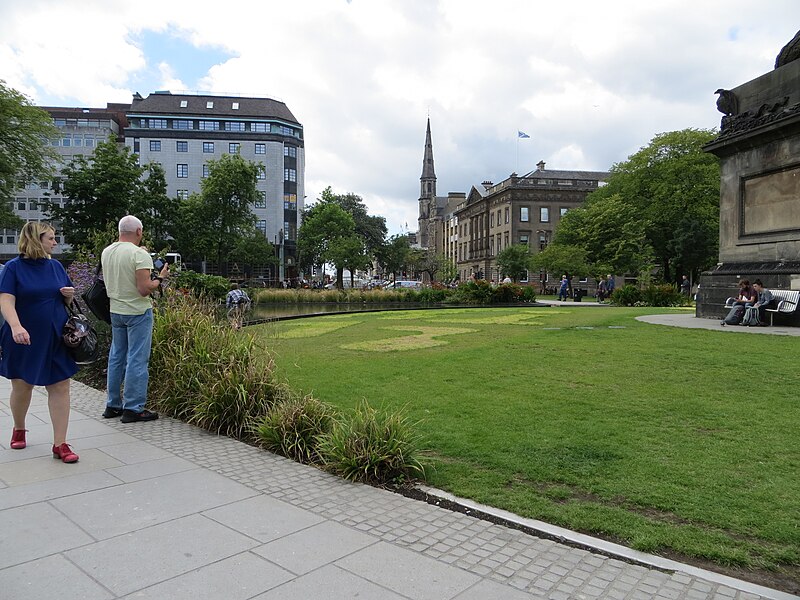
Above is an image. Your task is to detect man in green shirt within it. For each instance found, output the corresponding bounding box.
[101,215,169,423]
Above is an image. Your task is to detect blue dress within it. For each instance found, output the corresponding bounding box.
[0,256,79,385]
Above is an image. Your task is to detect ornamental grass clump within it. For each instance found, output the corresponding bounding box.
[318,400,428,485]
[255,394,335,464]
[149,294,284,440]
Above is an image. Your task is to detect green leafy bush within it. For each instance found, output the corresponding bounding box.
[611,284,641,306]
[450,280,494,304]
[149,295,284,439]
[318,400,427,485]
[172,270,231,300]
[641,284,685,307]
[255,394,335,464]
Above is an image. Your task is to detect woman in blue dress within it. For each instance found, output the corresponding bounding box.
[0,222,80,463]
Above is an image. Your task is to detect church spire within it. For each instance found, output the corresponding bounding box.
[420,118,436,198]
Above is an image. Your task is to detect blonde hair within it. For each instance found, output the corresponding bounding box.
[18,221,55,260]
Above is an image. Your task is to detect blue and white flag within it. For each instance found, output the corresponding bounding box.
[518,131,530,139]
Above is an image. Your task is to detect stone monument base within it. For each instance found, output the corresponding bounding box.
[696,262,800,324]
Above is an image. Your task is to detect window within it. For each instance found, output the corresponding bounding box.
[203,142,214,153]
[176,141,188,152]
[520,270,529,283]
[198,121,219,131]
[490,236,495,256]
[177,164,188,178]
[497,210,501,225]
[497,237,502,253]
[557,180,574,186]
[520,207,529,222]
[62,135,71,147]
[73,136,83,147]
[256,165,266,180]
[202,164,210,178]
[539,232,548,251]
[206,101,214,109]
[284,168,296,182]
[540,207,550,222]
[504,232,509,247]
[504,207,509,224]
[255,192,267,208]
[255,143,266,154]
[177,189,189,200]
[283,145,297,158]
[232,102,239,110]
[17,201,26,211]
[173,120,192,130]
[180,100,188,108]
[257,220,267,235]
[560,207,568,217]
[225,121,245,132]
[281,126,294,136]
[229,143,240,154]
[149,140,161,152]
[284,222,290,239]
[284,193,297,209]
[147,119,167,129]
[85,137,94,147]
[519,234,529,246]
[490,213,494,227]
[251,123,268,133]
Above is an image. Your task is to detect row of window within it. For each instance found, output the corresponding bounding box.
[2,228,62,245]
[146,140,299,158]
[173,164,294,181]
[51,135,98,148]
[135,118,299,137]
[53,118,112,129]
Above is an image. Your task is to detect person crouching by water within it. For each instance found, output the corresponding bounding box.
[0,222,80,463]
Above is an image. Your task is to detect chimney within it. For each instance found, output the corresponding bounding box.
[536,160,546,171]
[481,180,493,190]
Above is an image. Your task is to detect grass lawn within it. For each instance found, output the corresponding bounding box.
[251,306,800,582]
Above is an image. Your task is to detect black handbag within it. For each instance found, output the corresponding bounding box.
[62,302,100,364]
[81,264,111,323]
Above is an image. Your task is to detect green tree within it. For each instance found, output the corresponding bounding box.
[496,244,532,282]
[583,128,719,281]
[0,80,59,228]
[530,244,591,280]
[230,229,276,269]
[376,234,410,281]
[297,202,357,289]
[319,186,387,259]
[175,154,259,271]
[130,163,179,250]
[47,138,145,250]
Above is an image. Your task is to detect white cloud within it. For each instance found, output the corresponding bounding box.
[1,0,799,233]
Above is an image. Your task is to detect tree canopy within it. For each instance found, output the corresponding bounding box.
[0,80,59,228]
[496,244,532,282]
[48,138,155,251]
[298,187,387,288]
[172,153,260,268]
[552,128,719,282]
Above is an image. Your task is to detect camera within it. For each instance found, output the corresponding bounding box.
[153,257,166,271]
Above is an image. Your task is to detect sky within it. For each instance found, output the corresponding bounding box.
[1,0,798,235]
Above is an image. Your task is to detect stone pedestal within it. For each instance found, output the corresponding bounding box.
[700,46,800,325]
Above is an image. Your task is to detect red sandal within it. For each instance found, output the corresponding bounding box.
[52,443,79,463]
[10,429,27,449]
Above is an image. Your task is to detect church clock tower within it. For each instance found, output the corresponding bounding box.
[418,118,437,248]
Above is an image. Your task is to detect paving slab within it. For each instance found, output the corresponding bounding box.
[0,377,796,600]
[65,514,259,596]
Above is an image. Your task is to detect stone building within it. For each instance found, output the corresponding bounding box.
[454,162,609,284]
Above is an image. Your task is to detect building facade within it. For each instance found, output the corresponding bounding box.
[454,162,609,284]
[4,91,304,280]
[124,91,304,280]
[1,105,127,258]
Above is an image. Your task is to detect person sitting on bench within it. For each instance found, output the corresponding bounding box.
[751,279,776,326]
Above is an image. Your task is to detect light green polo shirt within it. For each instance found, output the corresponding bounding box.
[101,241,154,315]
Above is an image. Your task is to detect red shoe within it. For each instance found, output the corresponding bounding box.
[10,429,27,449]
[52,443,79,463]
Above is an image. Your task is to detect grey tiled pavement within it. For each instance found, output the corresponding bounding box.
[0,377,796,600]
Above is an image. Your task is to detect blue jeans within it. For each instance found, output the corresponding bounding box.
[107,309,153,413]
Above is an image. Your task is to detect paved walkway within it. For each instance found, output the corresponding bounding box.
[637,312,800,335]
[0,371,797,599]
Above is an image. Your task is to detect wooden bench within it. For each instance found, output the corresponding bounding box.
[764,290,800,326]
